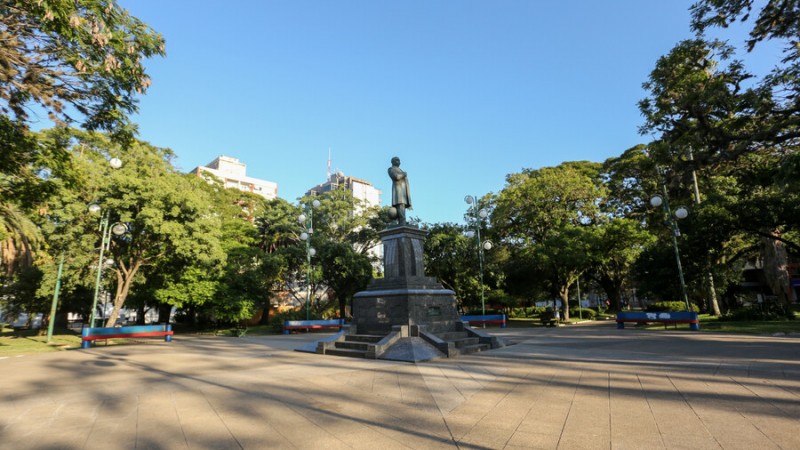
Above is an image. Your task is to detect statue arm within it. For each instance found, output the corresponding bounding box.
[389,167,405,181]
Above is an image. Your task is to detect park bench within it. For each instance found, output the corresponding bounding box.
[283,319,345,334]
[541,316,559,327]
[460,314,507,328]
[616,312,699,331]
[539,310,560,327]
[81,324,173,348]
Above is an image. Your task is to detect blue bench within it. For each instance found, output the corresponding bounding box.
[461,314,507,328]
[283,319,345,334]
[616,312,699,331]
[81,324,173,348]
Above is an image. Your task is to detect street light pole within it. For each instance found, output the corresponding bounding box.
[651,185,691,312]
[298,199,320,321]
[464,195,493,322]
[87,157,124,328]
[46,252,65,343]
[89,209,111,327]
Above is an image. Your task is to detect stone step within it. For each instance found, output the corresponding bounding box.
[345,334,385,343]
[460,343,490,354]
[325,348,368,358]
[451,337,480,348]
[438,331,469,341]
[337,341,370,351]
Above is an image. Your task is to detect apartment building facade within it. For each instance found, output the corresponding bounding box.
[192,155,278,200]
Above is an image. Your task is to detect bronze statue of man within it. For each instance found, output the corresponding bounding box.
[388,156,411,225]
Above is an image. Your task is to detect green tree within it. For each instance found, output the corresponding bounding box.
[287,190,382,317]
[0,202,40,277]
[423,222,481,310]
[639,35,798,308]
[51,131,225,327]
[588,218,655,311]
[256,197,308,316]
[0,0,165,142]
[493,162,605,320]
[0,120,78,280]
[317,240,372,319]
[308,189,382,256]
[691,1,800,58]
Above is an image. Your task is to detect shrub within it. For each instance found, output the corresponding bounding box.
[531,306,546,316]
[540,307,558,325]
[569,307,597,320]
[508,308,525,318]
[719,304,793,322]
[508,307,544,318]
[464,309,504,316]
[645,301,699,313]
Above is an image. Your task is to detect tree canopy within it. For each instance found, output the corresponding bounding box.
[0,0,165,141]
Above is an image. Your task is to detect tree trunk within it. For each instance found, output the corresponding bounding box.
[559,285,570,321]
[105,260,142,327]
[157,303,172,324]
[188,304,196,326]
[136,303,146,325]
[760,230,795,307]
[598,274,623,311]
[705,271,721,316]
[258,301,271,326]
[339,296,347,321]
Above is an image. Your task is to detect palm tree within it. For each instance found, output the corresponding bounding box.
[0,203,41,277]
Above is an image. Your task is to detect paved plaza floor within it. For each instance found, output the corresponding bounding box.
[1,322,798,449]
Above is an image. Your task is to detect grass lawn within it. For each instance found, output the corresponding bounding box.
[0,327,83,357]
[698,314,800,335]
[506,318,540,327]
[626,314,800,335]
[507,315,613,327]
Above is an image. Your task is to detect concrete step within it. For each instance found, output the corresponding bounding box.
[451,337,480,348]
[460,343,490,354]
[337,341,370,351]
[345,334,385,343]
[326,348,368,358]
[438,331,469,341]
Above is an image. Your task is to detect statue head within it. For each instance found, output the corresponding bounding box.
[391,156,400,166]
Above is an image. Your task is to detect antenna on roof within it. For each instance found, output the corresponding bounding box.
[327,147,331,181]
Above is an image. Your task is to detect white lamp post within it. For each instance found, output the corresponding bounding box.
[87,158,125,328]
[298,199,320,320]
[464,195,493,322]
[650,190,691,312]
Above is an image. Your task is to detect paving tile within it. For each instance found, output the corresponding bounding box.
[2,325,799,449]
[609,372,664,449]
[506,430,560,449]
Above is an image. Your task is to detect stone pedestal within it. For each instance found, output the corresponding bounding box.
[352,226,461,335]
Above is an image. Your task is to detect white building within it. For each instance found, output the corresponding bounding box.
[306,171,381,210]
[306,171,384,271]
[192,155,278,200]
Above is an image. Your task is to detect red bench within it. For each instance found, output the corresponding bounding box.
[616,312,699,331]
[283,319,345,334]
[81,324,173,348]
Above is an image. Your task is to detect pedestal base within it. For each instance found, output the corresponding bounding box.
[352,287,459,335]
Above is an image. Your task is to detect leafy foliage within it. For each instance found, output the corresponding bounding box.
[569,307,597,320]
[317,240,372,319]
[423,223,478,303]
[493,161,605,320]
[0,0,165,141]
[645,301,700,313]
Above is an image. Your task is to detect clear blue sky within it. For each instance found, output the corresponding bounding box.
[118,0,780,224]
